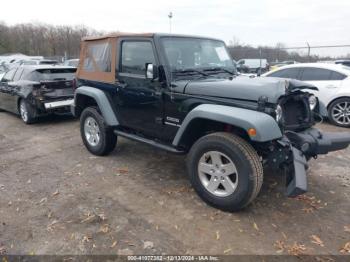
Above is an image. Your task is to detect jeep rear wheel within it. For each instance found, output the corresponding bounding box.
[80,107,117,156]
[187,132,263,212]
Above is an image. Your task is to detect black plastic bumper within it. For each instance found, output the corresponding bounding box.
[286,128,350,156]
[286,147,308,197]
[283,128,350,197]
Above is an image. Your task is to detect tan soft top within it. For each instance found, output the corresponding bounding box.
[82,32,154,41]
[77,32,154,83]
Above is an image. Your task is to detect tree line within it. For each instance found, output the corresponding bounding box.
[0,22,101,59]
[0,22,348,62]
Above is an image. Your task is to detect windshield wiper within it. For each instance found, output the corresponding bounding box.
[203,67,235,75]
[173,69,209,76]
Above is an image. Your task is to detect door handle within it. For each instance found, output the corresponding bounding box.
[326,85,338,89]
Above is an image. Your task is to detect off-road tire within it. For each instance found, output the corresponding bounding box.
[19,99,36,124]
[187,132,263,212]
[328,97,350,128]
[80,106,117,156]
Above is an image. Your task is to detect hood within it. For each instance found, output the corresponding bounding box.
[173,76,317,104]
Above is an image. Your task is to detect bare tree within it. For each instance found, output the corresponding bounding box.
[0,22,99,58]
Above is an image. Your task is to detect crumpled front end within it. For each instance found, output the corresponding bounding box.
[268,128,350,197]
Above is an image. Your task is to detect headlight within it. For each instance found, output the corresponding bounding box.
[275,105,283,122]
[308,95,317,111]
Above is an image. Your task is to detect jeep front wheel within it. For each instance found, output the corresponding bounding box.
[80,107,117,156]
[187,132,263,212]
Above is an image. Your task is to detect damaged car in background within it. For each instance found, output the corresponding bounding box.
[0,65,76,124]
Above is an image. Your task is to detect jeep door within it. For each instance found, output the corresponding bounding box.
[115,39,163,137]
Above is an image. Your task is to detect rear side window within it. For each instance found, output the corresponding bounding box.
[121,41,156,75]
[300,68,332,81]
[2,68,17,82]
[267,68,301,79]
[83,42,112,72]
[330,71,346,80]
[28,68,76,81]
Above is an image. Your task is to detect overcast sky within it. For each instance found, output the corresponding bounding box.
[1,0,350,56]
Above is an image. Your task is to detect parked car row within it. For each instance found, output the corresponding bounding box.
[0,54,79,70]
[63,59,80,67]
[236,58,269,74]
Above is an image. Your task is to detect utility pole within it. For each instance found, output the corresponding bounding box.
[259,47,262,76]
[168,12,173,33]
[306,42,311,62]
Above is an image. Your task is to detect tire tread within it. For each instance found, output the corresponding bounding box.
[80,106,117,156]
[187,132,263,211]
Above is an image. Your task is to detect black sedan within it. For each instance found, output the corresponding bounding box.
[0,65,76,124]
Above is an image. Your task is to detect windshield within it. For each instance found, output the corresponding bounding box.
[161,37,235,74]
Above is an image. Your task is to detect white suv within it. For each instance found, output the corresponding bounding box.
[263,63,350,127]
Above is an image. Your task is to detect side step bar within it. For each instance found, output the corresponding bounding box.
[114,130,185,154]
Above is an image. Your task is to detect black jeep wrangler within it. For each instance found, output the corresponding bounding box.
[71,33,350,211]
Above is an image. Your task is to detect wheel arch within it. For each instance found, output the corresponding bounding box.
[173,104,282,149]
[73,86,119,126]
[16,95,28,115]
[326,96,350,126]
[174,118,250,151]
[327,96,350,110]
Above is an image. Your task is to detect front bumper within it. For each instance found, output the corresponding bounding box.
[278,128,350,197]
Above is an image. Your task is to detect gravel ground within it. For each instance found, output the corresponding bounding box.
[0,112,349,256]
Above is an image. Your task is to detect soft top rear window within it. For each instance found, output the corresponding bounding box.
[83,42,112,72]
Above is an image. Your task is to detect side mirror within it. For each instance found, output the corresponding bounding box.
[145,63,158,80]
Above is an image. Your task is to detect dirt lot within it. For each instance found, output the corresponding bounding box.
[0,112,349,256]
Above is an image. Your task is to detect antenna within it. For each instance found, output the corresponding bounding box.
[168,12,173,33]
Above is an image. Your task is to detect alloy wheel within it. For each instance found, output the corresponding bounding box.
[331,101,350,126]
[84,116,101,147]
[198,151,238,197]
